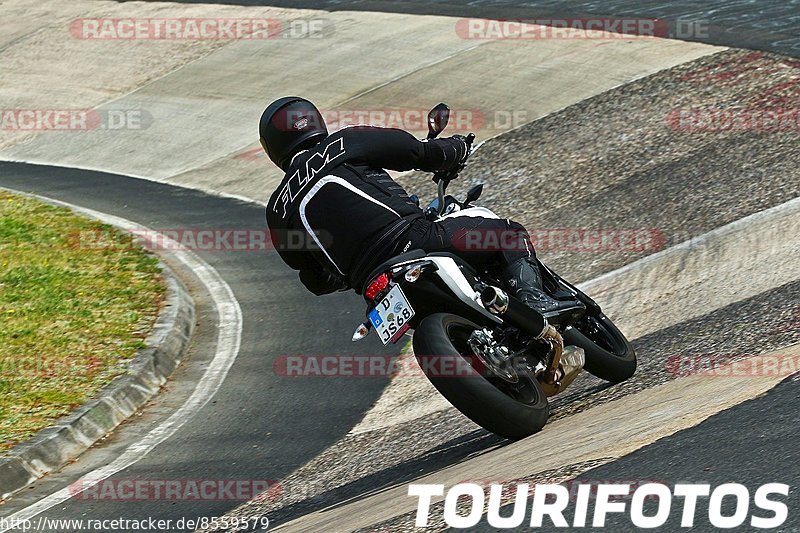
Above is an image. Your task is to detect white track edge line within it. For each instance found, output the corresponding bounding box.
[0,190,243,529]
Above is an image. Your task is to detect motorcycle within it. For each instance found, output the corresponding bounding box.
[350,103,636,439]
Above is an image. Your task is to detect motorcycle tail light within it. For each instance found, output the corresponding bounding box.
[364,273,390,301]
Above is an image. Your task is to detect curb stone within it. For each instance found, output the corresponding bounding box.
[0,265,195,500]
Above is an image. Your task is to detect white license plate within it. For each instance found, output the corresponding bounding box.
[369,284,415,345]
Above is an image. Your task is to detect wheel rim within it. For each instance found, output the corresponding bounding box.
[445,321,543,406]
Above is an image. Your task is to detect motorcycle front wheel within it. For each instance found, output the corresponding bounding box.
[563,312,636,383]
[412,313,549,440]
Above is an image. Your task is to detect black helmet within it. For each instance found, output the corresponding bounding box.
[259,97,328,170]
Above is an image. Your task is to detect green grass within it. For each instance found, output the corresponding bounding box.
[0,191,165,451]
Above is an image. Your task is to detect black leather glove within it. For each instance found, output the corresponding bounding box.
[431,135,470,184]
[435,135,470,172]
[299,268,348,295]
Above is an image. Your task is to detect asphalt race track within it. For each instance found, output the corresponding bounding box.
[0,162,405,527]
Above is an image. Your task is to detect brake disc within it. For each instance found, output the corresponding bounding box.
[467,329,519,383]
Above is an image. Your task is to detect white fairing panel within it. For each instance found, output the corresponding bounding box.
[437,206,501,221]
[426,256,502,323]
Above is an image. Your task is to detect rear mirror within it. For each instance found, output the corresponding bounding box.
[465,184,483,205]
[427,103,450,139]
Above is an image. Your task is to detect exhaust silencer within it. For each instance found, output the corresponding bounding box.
[480,286,546,337]
[480,286,509,314]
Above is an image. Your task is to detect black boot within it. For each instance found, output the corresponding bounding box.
[502,257,562,314]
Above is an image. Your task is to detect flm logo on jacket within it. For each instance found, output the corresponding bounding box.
[273,137,346,218]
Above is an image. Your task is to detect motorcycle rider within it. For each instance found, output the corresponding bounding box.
[261,96,562,315]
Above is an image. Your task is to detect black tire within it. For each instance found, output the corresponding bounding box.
[412,313,549,440]
[563,312,636,383]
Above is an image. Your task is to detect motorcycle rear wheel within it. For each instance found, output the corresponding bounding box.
[413,313,549,440]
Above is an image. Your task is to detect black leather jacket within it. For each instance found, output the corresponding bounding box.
[266,126,466,294]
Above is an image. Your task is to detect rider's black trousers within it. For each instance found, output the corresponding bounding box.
[400,214,536,272]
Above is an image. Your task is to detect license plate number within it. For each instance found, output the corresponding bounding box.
[368,285,415,345]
